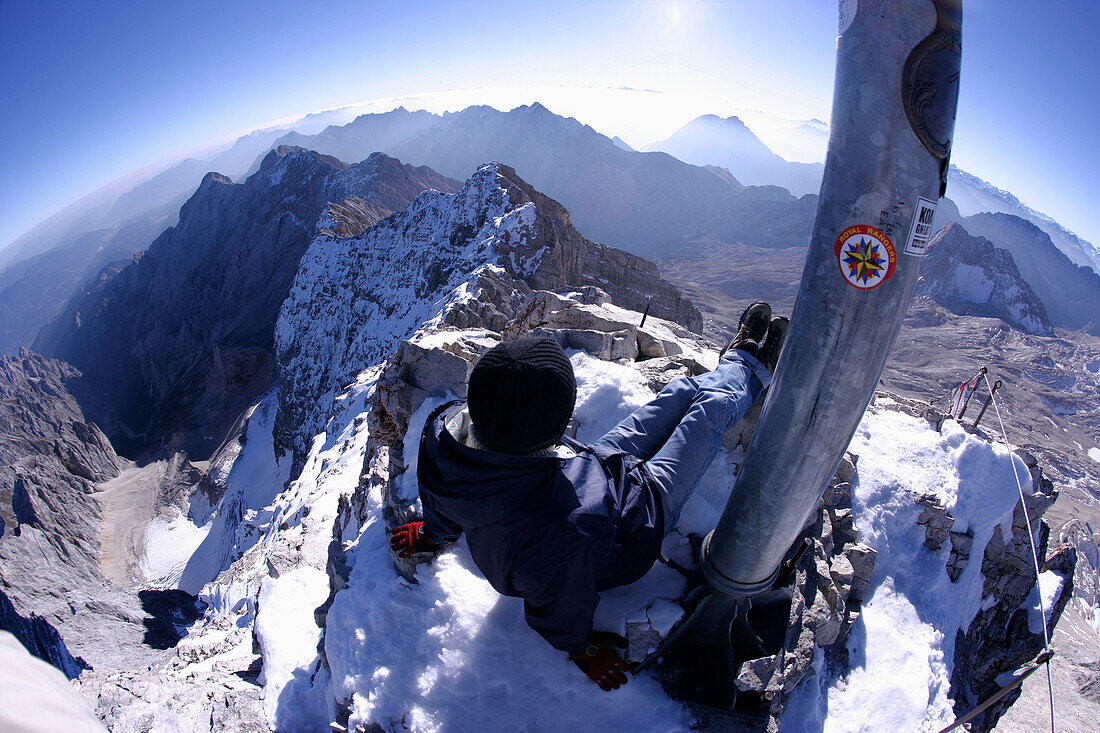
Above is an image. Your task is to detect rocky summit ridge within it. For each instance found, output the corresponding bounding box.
[71,269,1079,732]
[274,161,701,471]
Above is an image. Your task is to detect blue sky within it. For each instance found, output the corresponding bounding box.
[1,0,1098,249]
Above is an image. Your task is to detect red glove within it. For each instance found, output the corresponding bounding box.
[389,521,440,558]
[569,633,631,691]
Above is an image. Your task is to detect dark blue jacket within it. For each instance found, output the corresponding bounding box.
[417,401,664,652]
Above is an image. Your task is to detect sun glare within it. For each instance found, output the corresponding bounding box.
[666,0,684,28]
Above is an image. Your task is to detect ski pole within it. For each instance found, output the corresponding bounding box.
[638,296,653,328]
[957,366,986,420]
[971,378,1001,429]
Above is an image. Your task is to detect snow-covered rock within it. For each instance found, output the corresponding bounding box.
[958,213,1100,336]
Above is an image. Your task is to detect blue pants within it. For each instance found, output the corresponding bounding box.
[593,351,771,530]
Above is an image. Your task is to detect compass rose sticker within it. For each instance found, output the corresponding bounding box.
[834,225,896,290]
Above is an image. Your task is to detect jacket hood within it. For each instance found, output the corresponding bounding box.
[420,402,571,528]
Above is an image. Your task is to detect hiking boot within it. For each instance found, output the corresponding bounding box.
[720,301,771,358]
[758,316,789,373]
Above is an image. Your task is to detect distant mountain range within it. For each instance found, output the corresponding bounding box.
[270,103,815,256]
[0,214,167,354]
[641,114,824,197]
[0,127,289,273]
[945,165,1100,271]
[2,102,1097,364]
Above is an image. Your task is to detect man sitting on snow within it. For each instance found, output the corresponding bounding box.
[390,302,787,691]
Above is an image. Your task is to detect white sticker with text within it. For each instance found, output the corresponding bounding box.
[904,196,938,256]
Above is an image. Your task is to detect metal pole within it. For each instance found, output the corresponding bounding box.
[701,0,962,598]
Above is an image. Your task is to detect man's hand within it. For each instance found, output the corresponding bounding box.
[569,632,631,691]
[389,521,440,558]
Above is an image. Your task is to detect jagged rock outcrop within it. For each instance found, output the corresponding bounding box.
[0,588,89,679]
[949,451,1069,730]
[663,454,878,732]
[0,348,119,553]
[275,161,702,470]
[917,222,1054,335]
[0,349,158,671]
[35,147,459,458]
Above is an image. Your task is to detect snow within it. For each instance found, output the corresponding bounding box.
[141,392,290,593]
[1081,597,1100,637]
[1089,447,1100,463]
[255,567,331,724]
[949,263,994,303]
[392,392,456,509]
[323,352,701,732]
[1025,570,1065,636]
[140,509,211,586]
[569,350,655,443]
[831,583,950,730]
[789,412,1031,731]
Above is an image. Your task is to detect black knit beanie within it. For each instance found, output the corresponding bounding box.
[467,334,577,455]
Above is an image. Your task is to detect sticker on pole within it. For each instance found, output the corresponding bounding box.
[904,196,938,256]
[834,225,896,290]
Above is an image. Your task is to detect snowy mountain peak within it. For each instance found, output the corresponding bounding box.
[917,222,1054,335]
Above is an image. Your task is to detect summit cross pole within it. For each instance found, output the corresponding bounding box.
[645,3,963,710]
[700,0,962,602]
